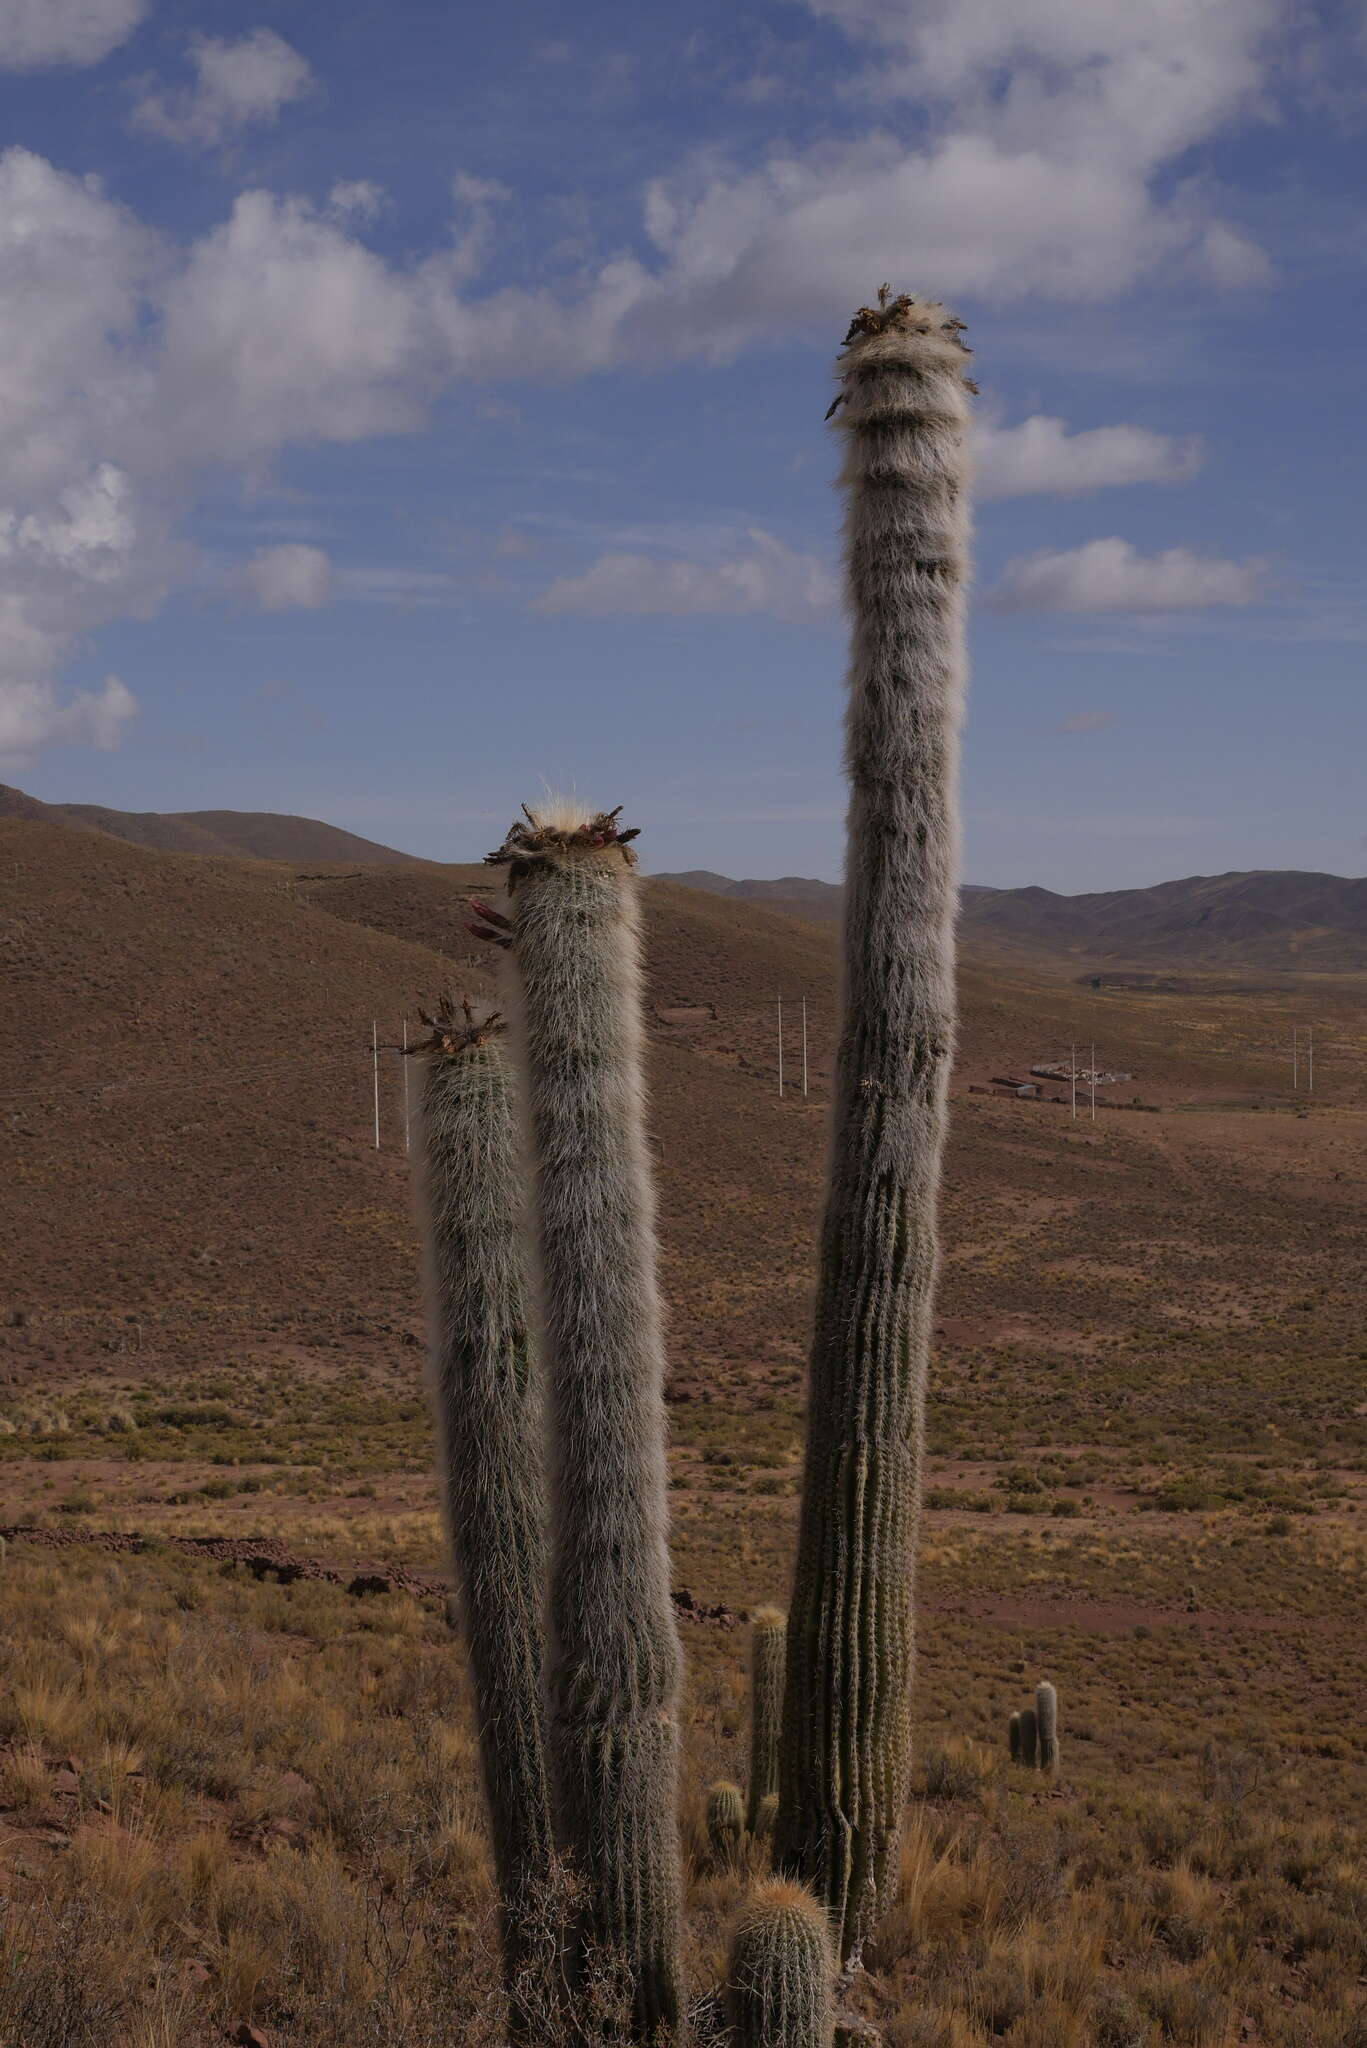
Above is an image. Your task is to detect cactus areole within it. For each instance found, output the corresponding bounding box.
[777,291,974,1963]
[490,803,684,2040]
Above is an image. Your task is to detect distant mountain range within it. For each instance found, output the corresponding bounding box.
[6,786,1364,971]
[655,868,1367,971]
[0,784,412,865]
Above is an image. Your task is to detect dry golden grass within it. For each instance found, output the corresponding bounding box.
[0,1530,1362,2047]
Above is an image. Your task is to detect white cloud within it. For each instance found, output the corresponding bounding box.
[327,180,386,226]
[131,29,314,149]
[991,537,1270,612]
[0,0,145,70]
[534,529,836,621]
[975,415,1204,500]
[0,673,136,763]
[243,543,333,611]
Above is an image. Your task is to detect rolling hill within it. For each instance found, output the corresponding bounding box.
[0,783,414,864]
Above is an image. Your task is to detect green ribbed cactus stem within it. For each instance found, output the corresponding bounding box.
[756,1793,779,1842]
[777,290,974,1964]
[708,1781,746,1865]
[747,1608,786,1835]
[1008,1712,1021,1764]
[1018,1706,1039,1769]
[727,1881,835,2048]
[1036,1681,1058,1772]
[412,1001,553,2038]
[491,803,683,2041]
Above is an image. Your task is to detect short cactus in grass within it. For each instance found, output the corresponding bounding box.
[1018,1706,1039,1769]
[727,1881,835,2048]
[1008,1712,1022,1764]
[708,1781,746,1865]
[1036,1680,1059,1772]
[747,1607,786,1836]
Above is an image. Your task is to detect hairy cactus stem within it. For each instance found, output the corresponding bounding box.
[1018,1705,1039,1770]
[748,1607,787,1836]
[492,801,684,2040]
[412,997,553,2038]
[1036,1680,1059,1773]
[727,1881,836,2048]
[707,1781,746,1865]
[777,290,974,1963]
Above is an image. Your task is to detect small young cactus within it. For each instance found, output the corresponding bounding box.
[1008,1711,1021,1764]
[1018,1705,1039,1769]
[747,1608,786,1836]
[708,1781,746,1864]
[755,1793,779,1842]
[1036,1680,1058,1772]
[727,1881,835,2048]
[412,1000,553,2036]
[492,802,683,2040]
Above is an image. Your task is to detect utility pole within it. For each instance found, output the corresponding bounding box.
[801,995,809,1098]
[777,997,784,1098]
[1292,1024,1298,1091]
[372,1020,381,1149]
[1071,1041,1077,1122]
[1308,1024,1314,1094]
[1090,1042,1096,1123]
[402,1017,410,1151]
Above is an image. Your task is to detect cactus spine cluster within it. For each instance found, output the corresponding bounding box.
[707,1781,746,1864]
[727,1882,835,2048]
[493,805,684,2039]
[747,1608,786,1836]
[412,1002,553,2031]
[777,291,974,1962]
[1035,1681,1058,1771]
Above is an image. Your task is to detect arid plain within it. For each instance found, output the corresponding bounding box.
[1,810,1363,2046]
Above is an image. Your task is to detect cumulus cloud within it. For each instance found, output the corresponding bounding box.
[0,0,1299,765]
[534,530,836,621]
[975,416,1204,500]
[0,0,145,70]
[991,538,1270,613]
[131,29,314,149]
[0,673,136,764]
[242,543,333,611]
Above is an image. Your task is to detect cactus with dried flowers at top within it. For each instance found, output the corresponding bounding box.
[777,288,975,1963]
[488,802,683,2040]
[411,998,553,2038]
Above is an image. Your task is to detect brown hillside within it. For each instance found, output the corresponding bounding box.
[0,783,414,864]
[3,814,1363,1486]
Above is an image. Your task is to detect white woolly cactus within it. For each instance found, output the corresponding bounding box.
[777,288,974,1964]
[489,802,683,2041]
[412,999,553,2038]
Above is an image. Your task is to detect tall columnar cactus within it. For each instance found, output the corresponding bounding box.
[708,1781,746,1865]
[1008,1712,1022,1764]
[412,1000,553,2033]
[776,290,974,1962]
[1018,1706,1039,1769]
[489,804,684,2040]
[1036,1681,1058,1772]
[727,1882,835,2048]
[748,1608,787,1836]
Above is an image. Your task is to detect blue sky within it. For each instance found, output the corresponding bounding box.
[1,0,1363,888]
